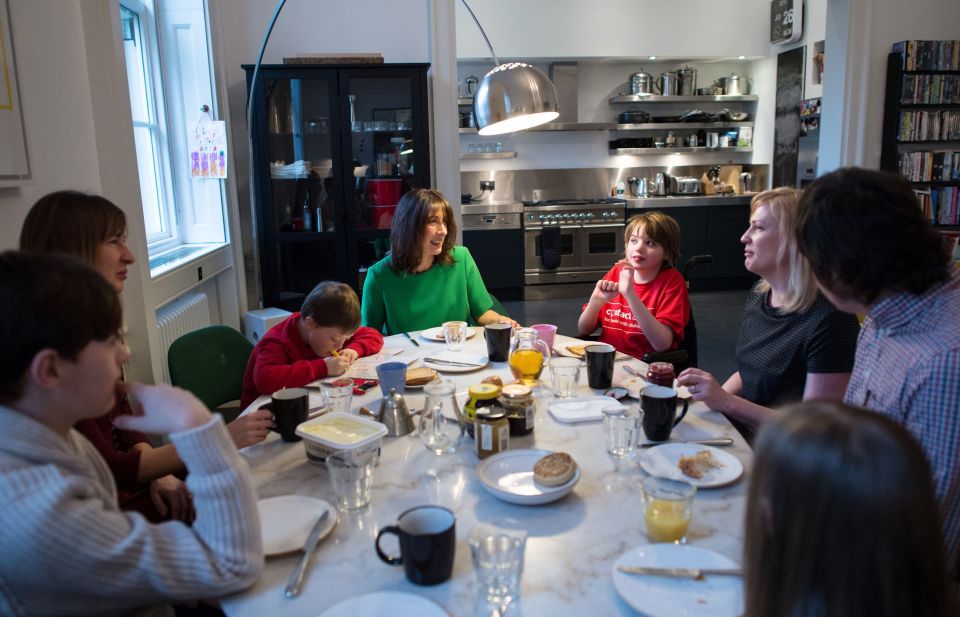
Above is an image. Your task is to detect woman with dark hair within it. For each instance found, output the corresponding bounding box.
[677,188,859,435]
[745,400,957,617]
[20,190,274,523]
[360,188,517,335]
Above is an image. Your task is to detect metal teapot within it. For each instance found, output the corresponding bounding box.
[721,73,751,96]
[653,172,672,196]
[364,388,416,437]
[655,72,679,96]
[677,66,697,96]
[630,69,655,95]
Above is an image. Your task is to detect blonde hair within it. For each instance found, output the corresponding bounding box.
[624,211,681,269]
[750,188,818,313]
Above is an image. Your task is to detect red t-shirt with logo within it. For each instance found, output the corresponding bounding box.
[581,263,690,359]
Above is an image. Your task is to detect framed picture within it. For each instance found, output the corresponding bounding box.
[0,0,30,186]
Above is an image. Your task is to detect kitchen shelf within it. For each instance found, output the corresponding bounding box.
[457,98,474,105]
[609,146,753,155]
[460,151,517,160]
[609,94,759,104]
[613,122,754,130]
[459,122,614,134]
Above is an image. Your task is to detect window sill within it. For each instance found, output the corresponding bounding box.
[149,243,225,277]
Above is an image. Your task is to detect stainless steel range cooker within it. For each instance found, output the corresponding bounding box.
[523,198,626,300]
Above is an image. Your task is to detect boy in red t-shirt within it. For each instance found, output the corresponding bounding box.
[240,282,383,408]
[578,211,690,359]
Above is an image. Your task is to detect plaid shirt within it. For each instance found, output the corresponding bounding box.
[845,268,960,570]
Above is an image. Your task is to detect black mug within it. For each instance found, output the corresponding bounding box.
[641,385,689,442]
[585,344,615,389]
[375,505,456,585]
[263,387,308,442]
[484,323,512,362]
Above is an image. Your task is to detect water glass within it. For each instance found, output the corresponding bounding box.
[469,521,527,613]
[642,476,696,544]
[549,357,581,399]
[419,379,461,455]
[602,406,642,458]
[327,448,377,510]
[376,361,407,395]
[321,377,354,415]
[442,320,468,352]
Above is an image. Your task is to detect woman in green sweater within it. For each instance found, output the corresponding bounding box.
[361,188,517,335]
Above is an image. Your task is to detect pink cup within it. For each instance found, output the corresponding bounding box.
[531,324,558,355]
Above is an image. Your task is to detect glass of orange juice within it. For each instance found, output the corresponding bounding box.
[641,476,696,544]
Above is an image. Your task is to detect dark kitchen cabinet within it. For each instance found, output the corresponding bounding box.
[244,63,431,311]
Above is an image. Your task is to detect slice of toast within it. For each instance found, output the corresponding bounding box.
[405,367,438,386]
[678,450,723,479]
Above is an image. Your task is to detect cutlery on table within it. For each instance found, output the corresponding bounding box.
[284,510,330,598]
[403,332,420,347]
[638,437,734,448]
[424,357,484,368]
[617,565,742,579]
[622,365,643,378]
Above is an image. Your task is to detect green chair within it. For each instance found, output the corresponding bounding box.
[167,325,253,418]
[489,293,509,318]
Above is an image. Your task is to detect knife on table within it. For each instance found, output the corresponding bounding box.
[285,510,331,598]
[424,357,484,368]
[617,565,742,579]
[403,332,420,347]
[638,438,734,448]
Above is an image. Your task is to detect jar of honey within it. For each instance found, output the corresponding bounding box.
[464,383,501,437]
[475,406,509,459]
[646,362,676,387]
[499,383,535,436]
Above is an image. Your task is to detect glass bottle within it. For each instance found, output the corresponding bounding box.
[508,328,550,385]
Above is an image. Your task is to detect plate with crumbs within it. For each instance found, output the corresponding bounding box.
[639,443,743,488]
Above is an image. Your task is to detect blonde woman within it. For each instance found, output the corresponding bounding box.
[677,188,859,433]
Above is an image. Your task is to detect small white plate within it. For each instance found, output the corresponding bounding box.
[422,350,489,373]
[555,340,631,361]
[257,495,337,556]
[318,591,450,617]
[621,376,692,400]
[547,396,625,424]
[477,448,580,505]
[639,443,744,488]
[612,544,743,617]
[419,326,479,342]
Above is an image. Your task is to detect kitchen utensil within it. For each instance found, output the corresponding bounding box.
[376,388,416,436]
[641,385,689,441]
[656,72,679,96]
[677,66,697,96]
[423,357,485,368]
[638,438,734,448]
[464,75,479,97]
[686,134,699,147]
[603,406,642,458]
[653,172,671,196]
[617,109,650,124]
[739,172,754,193]
[719,108,749,121]
[509,328,550,385]
[376,505,457,585]
[675,177,703,194]
[402,332,420,347]
[264,388,309,442]
[630,69,655,95]
[617,565,742,578]
[419,379,461,455]
[720,73,751,95]
[627,176,648,198]
[285,510,331,597]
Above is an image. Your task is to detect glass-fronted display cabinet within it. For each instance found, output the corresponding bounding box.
[244,63,430,311]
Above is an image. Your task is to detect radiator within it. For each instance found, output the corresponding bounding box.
[156,292,210,383]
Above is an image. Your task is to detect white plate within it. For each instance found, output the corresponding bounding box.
[612,544,743,617]
[621,376,692,400]
[257,495,337,556]
[639,443,744,488]
[422,350,489,373]
[547,396,625,424]
[477,448,580,505]
[318,591,450,617]
[419,326,479,342]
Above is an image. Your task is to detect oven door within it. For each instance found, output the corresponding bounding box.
[580,223,624,268]
[524,225,581,272]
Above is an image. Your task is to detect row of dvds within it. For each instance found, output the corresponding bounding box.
[898,151,960,182]
[892,40,960,71]
[914,187,959,226]
[899,74,960,105]
[898,110,960,142]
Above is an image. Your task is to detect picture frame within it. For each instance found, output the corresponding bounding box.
[0,0,31,186]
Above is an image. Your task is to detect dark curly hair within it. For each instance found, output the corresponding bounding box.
[796,167,951,305]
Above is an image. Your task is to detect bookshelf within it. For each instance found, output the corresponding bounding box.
[882,41,960,231]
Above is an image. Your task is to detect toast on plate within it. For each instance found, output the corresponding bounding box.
[678,450,723,479]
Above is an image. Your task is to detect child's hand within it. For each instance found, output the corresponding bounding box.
[324,354,351,376]
[114,383,212,434]
[590,278,619,304]
[618,263,637,298]
[339,348,359,364]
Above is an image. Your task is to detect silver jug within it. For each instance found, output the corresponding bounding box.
[653,172,671,196]
[656,72,679,96]
[374,388,416,437]
[630,69,655,95]
[677,66,697,96]
[721,73,751,96]
[739,172,754,194]
[627,176,648,198]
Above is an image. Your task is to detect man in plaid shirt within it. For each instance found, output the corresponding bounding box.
[796,167,960,576]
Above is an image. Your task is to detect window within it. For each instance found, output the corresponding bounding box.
[120,0,227,272]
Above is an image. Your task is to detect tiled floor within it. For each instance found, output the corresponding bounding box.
[503,289,750,380]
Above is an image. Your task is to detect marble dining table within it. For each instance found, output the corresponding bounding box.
[219,331,753,617]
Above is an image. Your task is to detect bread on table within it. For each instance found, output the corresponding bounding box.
[533,452,577,486]
[678,450,723,479]
[405,367,438,387]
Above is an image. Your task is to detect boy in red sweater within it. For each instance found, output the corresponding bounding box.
[240,282,383,408]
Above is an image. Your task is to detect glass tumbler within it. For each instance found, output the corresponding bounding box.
[326,448,377,510]
[602,405,642,458]
[442,320,468,352]
[469,521,527,614]
[321,377,354,415]
[419,379,462,455]
[642,476,696,544]
[549,357,581,399]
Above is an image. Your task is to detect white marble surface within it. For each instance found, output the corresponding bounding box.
[220,334,752,617]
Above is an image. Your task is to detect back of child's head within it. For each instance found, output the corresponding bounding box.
[0,251,121,404]
[300,281,361,332]
[624,211,681,268]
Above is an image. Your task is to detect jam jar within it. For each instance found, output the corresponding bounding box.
[464,383,501,437]
[646,362,676,387]
[499,383,535,436]
[475,406,509,459]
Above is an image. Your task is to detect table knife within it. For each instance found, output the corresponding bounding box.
[638,438,734,448]
[403,332,420,347]
[617,565,742,578]
[424,357,483,368]
[284,510,330,598]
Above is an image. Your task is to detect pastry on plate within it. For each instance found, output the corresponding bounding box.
[482,375,503,387]
[566,345,587,358]
[405,367,438,387]
[533,452,577,487]
[678,450,723,479]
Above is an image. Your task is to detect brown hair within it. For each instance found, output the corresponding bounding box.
[749,187,818,313]
[0,252,122,404]
[300,281,361,332]
[745,401,956,617]
[19,191,127,266]
[624,211,680,268]
[389,189,457,274]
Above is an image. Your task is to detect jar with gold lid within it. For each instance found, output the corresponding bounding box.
[499,383,535,436]
[475,406,509,459]
[464,383,501,437]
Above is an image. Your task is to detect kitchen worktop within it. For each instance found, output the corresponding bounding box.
[624,194,755,208]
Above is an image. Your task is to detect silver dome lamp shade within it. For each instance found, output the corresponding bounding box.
[462,1,559,135]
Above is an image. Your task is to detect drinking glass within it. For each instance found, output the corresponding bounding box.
[321,377,354,415]
[642,476,696,544]
[469,521,527,614]
[376,361,407,395]
[419,379,461,455]
[602,406,642,458]
[442,320,468,352]
[549,357,581,399]
[327,448,377,510]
